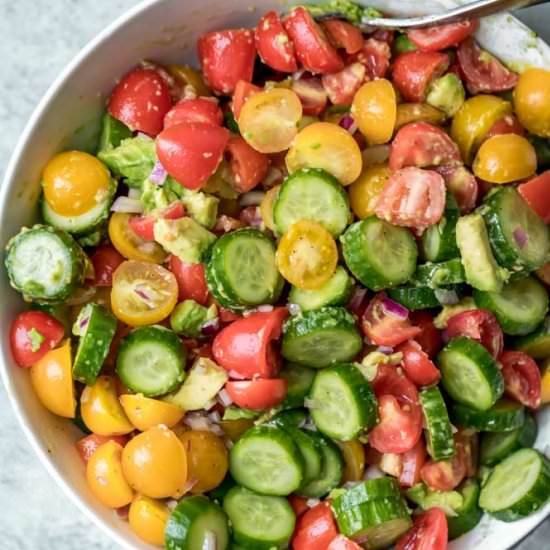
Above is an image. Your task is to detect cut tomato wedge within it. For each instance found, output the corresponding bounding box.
[168,257,209,305]
[434,164,479,214]
[292,503,338,550]
[225,378,287,410]
[232,80,261,119]
[499,351,542,409]
[322,63,366,106]
[322,19,364,54]
[163,97,223,129]
[397,340,441,387]
[409,311,442,358]
[226,136,270,193]
[421,434,467,491]
[255,11,298,73]
[396,508,448,550]
[354,38,391,80]
[128,202,186,241]
[518,171,550,224]
[408,20,478,52]
[292,77,328,116]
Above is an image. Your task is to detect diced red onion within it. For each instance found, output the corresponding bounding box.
[376,345,394,355]
[434,289,460,305]
[513,227,528,249]
[111,196,144,214]
[288,303,302,316]
[134,284,152,302]
[339,114,358,134]
[292,70,306,81]
[127,188,141,200]
[362,144,390,166]
[217,388,233,407]
[202,531,217,550]
[208,410,221,423]
[239,190,266,207]
[166,499,179,511]
[257,305,274,313]
[201,317,220,336]
[381,297,409,320]
[348,286,368,316]
[149,160,167,186]
[262,166,284,189]
[362,465,384,480]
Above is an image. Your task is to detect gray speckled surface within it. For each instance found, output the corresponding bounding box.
[0,1,549,548]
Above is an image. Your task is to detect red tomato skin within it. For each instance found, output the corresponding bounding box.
[164,98,223,129]
[434,164,479,214]
[90,245,124,287]
[485,114,525,141]
[283,7,344,74]
[409,311,442,358]
[399,439,428,488]
[168,256,209,305]
[499,351,542,409]
[291,77,328,116]
[128,201,186,241]
[455,428,479,478]
[322,19,365,55]
[10,311,65,368]
[328,535,363,550]
[232,80,261,119]
[255,11,298,73]
[288,495,309,517]
[226,136,270,193]
[156,122,229,190]
[225,379,287,410]
[76,434,129,463]
[396,508,448,550]
[408,20,478,52]
[292,503,338,550]
[518,171,550,224]
[108,67,172,136]
[219,307,242,324]
[397,340,441,387]
[322,63,366,106]
[421,435,467,491]
[353,38,391,80]
[391,51,449,102]
[212,308,289,379]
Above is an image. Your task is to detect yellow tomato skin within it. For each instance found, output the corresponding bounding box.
[81,376,134,436]
[451,95,512,164]
[349,164,391,219]
[42,151,111,217]
[338,439,366,483]
[86,441,134,508]
[111,260,178,326]
[108,213,167,264]
[30,340,75,418]
[219,418,255,442]
[179,430,229,494]
[473,134,537,184]
[541,358,550,405]
[168,64,212,96]
[286,122,362,186]
[122,426,188,499]
[260,185,281,231]
[395,103,446,131]
[352,80,397,145]
[120,393,184,431]
[128,495,170,547]
[514,68,550,138]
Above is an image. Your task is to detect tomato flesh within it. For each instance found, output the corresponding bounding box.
[76,434,129,463]
[421,435,467,491]
[226,136,270,193]
[168,257,209,305]
[354,38,391,80]
[232,80,261,119]
[518,171,550,223]
[328,535,363,550]
[499,351,542,409]
[409,311,442,358]
[322,63,366,106]
[225,378,287,410]
[397,340,441,387]
[255,11,297,73]
[322,19,364,55]
[163,98,223,129]
[292,503,338,550]
[435,164,479,214]
[292,77,328,116]
[396,508,448,550]
[399,439,428,488]
[408,20,478,52]
[91,245,125,287]
[128,202,186,242]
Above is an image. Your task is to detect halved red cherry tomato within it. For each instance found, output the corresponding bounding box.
[518,171,550,223]
[283,7,344,74]
[226,136,270,193]
[212,308,288,379]
[10,311,65,368]
[128,201,186,241]
[292,502,338,550]
[163,98,223,129]
[321,19,364,55]
[409,311,442,359]
[156,122,229,190]
[91,245,125,287]
[485,114,525,140]
[396,508,448,550]
[219,307,241,324]
[397,340,441,387]
[322,63,366,106]
[445,309,503,358]
[168,257,209,305]
[392,51,449,102]
[328,535,363,550]
[399,439,428,488]
[354,38,391,80]
[108,67,172,136]
[435,164,479,214]
[457,38,518,94]
[408,20,478,52]
[255,11,298,73]
[225,378,287,410]
[292,77,328,116]
[76,434,130,463]
[232,80,261,119]
[390,122,461,171]
[288,495,309,517]
[499,351,542,409]
[372,29,395,46]
[421,435,467,491]
[198,29,256,95]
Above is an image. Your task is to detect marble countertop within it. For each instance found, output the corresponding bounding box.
[0,1,549,548]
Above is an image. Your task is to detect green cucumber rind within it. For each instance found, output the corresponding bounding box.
[331,478,401,515]
[448,479,483,540]
[388,286,441,310]
[280,364,316,408]
[450,399,525,432]
[412,258,466,288]
[284,427,323,487]
[420,386,455,461]
[420,193,460,262]
[264,409,308,429]
[513,317,550,358]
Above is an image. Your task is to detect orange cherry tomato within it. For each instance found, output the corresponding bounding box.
[119,394,184,431]
[349,164,391,219]
[514,68,550,137]
[128,495,170,547]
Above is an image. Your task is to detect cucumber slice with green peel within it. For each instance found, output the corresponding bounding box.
[420,386,455,461]
[479,448,550,522]
[331,478,401,515]
[229,426,304,496]
[406,483,464,516]
[341,217,418,291]
[280,364,316,408]
[480,414,538,466]
[285,427,323,487]
[165,495,229,550]
[438,337,504,411]
[514,317,550,358]
[308,363,378,441]
[273,168,351,237]
[281,307,362,368]
[451,399,525,432]
[116,325,186,397]
[480,186,550,272]
[72,303,117,385]
[473,276,549,336]
[421,193,460,262]
[98,112,132,153]
[288,266,353,312]
[264,408,308,429]
[388,286,441,310]
[208,474,236,506]
[413,258,465,288]
[223,486,295,550]
[448,480,483,540]
[205,260,242,311]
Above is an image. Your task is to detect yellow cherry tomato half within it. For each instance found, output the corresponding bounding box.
[260,184,281,231]
[108,212,167,264]
[218,418,255,442]
[129,495,170,547]
[81,376,134,436]
[120,393,184,432]
[111,260,178,326]
[42,151,111,217]
[122,425,188,499]
[276,220,338,290]
[30,339,75,418]
[473,134,537,184]
[338,439,366,483]
[238,88,303,153]
[286,122,362,186]
[541,358,550,405]
[514,68,550,138]
[179,430,229,494]
[86,440,134,508]
[395,103,446,131]
[351,79,397,146]
[167,64,212,96]
[349,164,391,219]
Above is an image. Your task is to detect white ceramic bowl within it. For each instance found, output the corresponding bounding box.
[1,1,549,549]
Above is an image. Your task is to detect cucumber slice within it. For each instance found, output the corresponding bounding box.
[514,317,550,358]
[229,426,304,496]
[285,427,323,487]
[273,168,351,237]
[98,112,132,153]
[479,448,550,521]
[421,193,460,262]
[265,408,308,429]
[451,399,525,432]
[116,326,186,397]
[438,337,504,411]
[281,307,362,368]
[406,483,463,516]
[72,303,117,385]
[448,480,483,540]
[331,477,401,514]
[419,386,455,461]
[165,495,229,550]
[223,486,295,550]
[208,474,236,506]
[388,286,441,310]
[413,258,465,288]
[288,266,353,312]
[341,217,418,291]
[481,186,550,272]
[280,364,316,408]
[480,414,538,466]
[309,363,378,441]
[473,276,549,336]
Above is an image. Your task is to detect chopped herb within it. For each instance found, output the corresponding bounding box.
[310,143,322,150]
